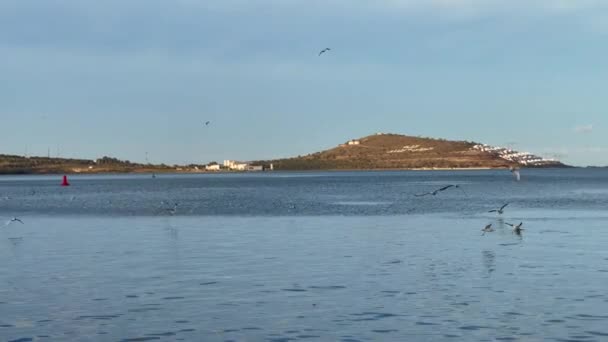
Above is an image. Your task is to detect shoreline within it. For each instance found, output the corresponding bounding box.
[0,166,573,176]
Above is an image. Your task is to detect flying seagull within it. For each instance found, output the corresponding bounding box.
[481,223,494,236]
[5,217,24,226]
[505,222,524,235]
[164,203,179,216]
[488,203,509,214]
[318,48,331,56]
[205,121,210,126]
[510,166,521,181]
[415,184,464,197]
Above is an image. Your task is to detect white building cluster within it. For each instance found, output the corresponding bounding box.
[223,160,249,171]
[472,144,558,166]
[219,160,269,171]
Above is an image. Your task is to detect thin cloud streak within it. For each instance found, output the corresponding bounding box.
[574,124,593,134]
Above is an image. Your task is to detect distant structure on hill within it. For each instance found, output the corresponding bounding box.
[252,133,567,170]
[471,144,559,166]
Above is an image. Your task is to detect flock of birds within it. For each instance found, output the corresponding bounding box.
[3,165,523,235]
[4,66,523,236]
[415,169,525,237]
[481,203,524,236]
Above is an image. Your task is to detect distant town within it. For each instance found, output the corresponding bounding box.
[204,160,273,172]
[471,144,559,167]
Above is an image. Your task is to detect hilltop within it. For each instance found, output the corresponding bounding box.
[255,133,566,170]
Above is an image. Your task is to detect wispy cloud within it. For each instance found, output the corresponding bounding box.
[574,124,593,134]
[198,0,608,13]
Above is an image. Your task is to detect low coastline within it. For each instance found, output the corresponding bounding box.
[0,165,567,176]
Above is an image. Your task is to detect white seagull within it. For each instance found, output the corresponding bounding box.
[488,203,509,215]
[163,202,179,216]
[481,223,494,236]
[5,217,24,226]
[505,222,524,235]
[510,167,521,181]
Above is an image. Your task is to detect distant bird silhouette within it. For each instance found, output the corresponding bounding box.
[5,217,24,226]
[205,121,210,126]
[488,203,509,214]
[510,167,521,181]
[318,48,331,56]
[481,223,494,236]
[164,203,179,215]
[506,222,524,235]
[415,184,462,197]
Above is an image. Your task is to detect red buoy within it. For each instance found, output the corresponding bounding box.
[61,175,70,186]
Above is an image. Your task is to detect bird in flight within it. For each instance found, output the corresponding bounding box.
[4,217,24,226]
[318,48,331,56]
[163,202,179,216]
[415,184,463,197]
[205,121,210,126]
[505,222,524,235]
[488,203,509,215]
[510,166,521,181]
[481,223,494,236]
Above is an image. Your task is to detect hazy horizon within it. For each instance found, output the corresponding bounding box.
[2,1,607,166]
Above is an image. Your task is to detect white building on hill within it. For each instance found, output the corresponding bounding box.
[472,144,558,166]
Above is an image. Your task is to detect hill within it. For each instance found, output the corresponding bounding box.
[255,133,566,170]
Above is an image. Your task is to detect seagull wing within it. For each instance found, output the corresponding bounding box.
[414,192,431,197]
[500,203,509,210]
[488,209,498,213]
[15,219,24,224]
[438,185,454,192]
[505,222,514,227]
[513,170,521,181]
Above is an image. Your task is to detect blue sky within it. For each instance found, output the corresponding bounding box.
[1,0,608,166]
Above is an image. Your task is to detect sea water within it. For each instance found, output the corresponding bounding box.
[1,169,608,341]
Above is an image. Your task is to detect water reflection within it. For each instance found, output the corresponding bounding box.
[482,250,496,276]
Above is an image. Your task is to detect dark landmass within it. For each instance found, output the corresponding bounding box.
[0,155,200,175]
[254,133,568,170]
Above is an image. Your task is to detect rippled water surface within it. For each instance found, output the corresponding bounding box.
[1,169,608,341]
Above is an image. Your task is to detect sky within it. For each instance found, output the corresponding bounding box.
[1,0,608,166]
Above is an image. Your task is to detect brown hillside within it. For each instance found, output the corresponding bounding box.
[260,133,534,170]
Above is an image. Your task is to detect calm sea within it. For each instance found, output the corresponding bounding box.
[1,169,608,341]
